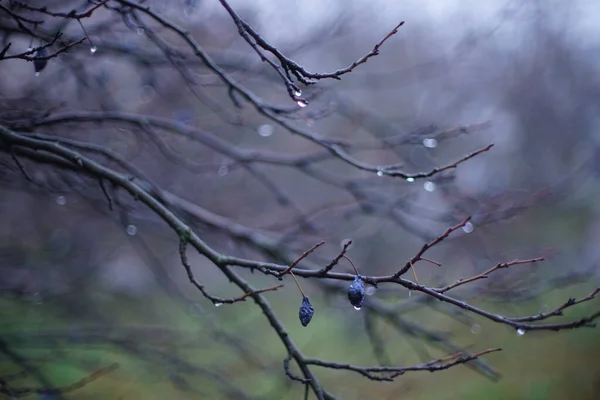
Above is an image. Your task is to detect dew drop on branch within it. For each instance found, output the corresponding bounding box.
[90,46,97,54]
[462,222,474,233]
[353,306,361,311]
[296,99,308,108]
[406,177,415,183]
[214,302,223,307]
[516,328,526,336]
[376,170,384,177]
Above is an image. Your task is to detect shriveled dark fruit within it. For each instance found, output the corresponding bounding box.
[34,47,48,73]
[298,296,314,327]
[348,275,365,309]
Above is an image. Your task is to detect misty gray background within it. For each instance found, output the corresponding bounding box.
[1,0,600,399]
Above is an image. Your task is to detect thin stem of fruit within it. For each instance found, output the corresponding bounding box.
[342,255,359,275]
[77,19,95,48]
[410,260,420,285]
[290,271,306,298]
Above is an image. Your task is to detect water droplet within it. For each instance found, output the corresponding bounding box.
[31,292,43,305]
[173,110,194,125]
[126,224,137,236]
[293,89,302,97]
[423,138,438,148]
[423,181,436,192]
[471,324,481,334]
[217,165,229,176]
[462,222,474,233]
[189,303,203,316]
[296,99,308,108]
[136,27,145,35]
[257,124,274,137]
[406,177,415,183]
[516,328,526,336]
[56,196,67,206]
[138,85,155,103]
[365,286,376,296]
[35,72,40,77]
[27,47,33,52]
[183,1,196,17]
[376,170,384,177]
[90,46,97,54]
[353,306,361,311]
[214,302,223,307]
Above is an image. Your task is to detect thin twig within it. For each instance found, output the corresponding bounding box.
[98,178,113,211]
[319,240,352,274]
[10,149,32,182]
[436,257,545,293]
[278,241,325,277]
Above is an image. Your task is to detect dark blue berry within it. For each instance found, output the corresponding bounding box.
[299,296,314,327]
[348,276,365,309]
[34,47,48,73]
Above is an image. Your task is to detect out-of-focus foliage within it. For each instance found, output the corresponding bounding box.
[1,0,600,399]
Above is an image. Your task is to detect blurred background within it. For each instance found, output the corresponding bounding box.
[1,0,600,398]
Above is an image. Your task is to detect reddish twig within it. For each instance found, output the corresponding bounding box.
[179,236,283,304]
[218,0,404,92]
[436,257,545,293]
[319,240,353,275]
[421,257,442,267]
[395,217,472,278]
[2,36,87,62]
[304,348,501,381]
[277,241,325,278]
[511,287,600,323]
[3,363,119,396]
[9,0,108,19]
